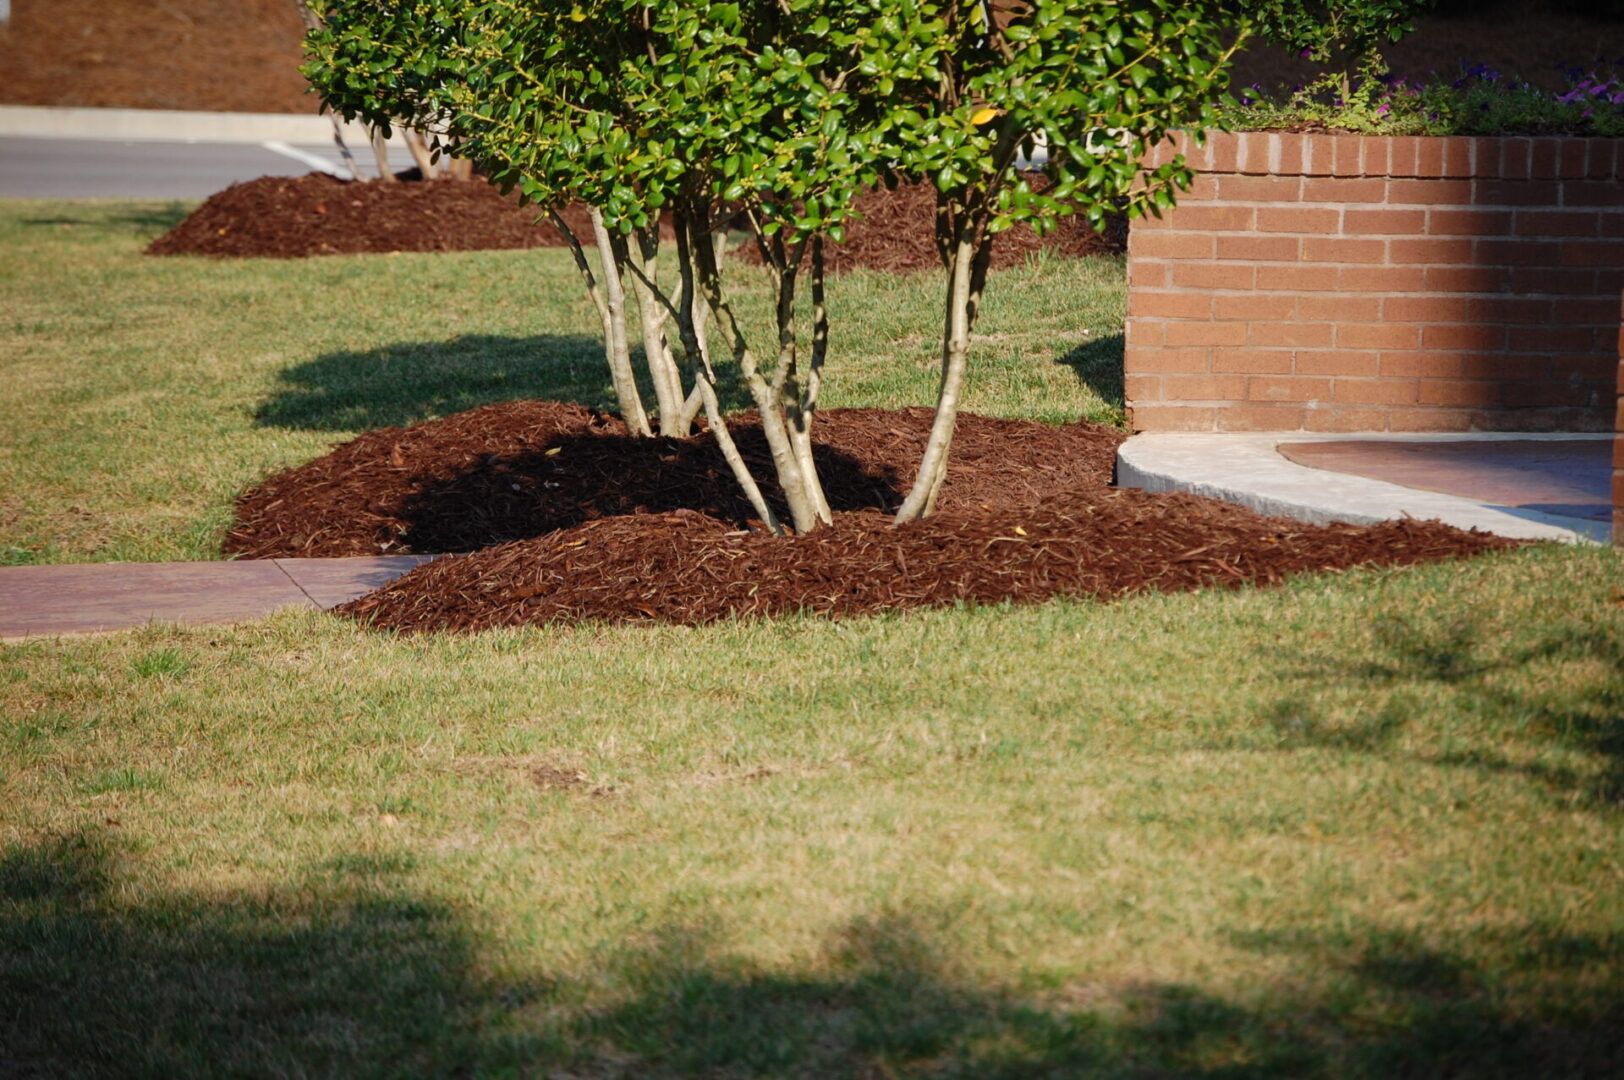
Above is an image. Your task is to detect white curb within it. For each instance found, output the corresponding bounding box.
[0,104,395,147]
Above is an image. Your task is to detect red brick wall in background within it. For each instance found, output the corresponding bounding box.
[1615,314,1623,546]
[1125,131,1624,434]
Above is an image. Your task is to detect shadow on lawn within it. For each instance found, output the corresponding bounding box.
[23,203,193,236]
[1051,330,1125,412]
[256,334,758,433]
[1266,614,1624,809]
[6,829,1621,1078]
[256,333,612,432]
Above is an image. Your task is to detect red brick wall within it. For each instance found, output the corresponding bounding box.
[1125,131,1624,433]
[1616,307,1623,545]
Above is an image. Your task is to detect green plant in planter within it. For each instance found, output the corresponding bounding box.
[1238,0,1434,101]
[1224,60,1624,136]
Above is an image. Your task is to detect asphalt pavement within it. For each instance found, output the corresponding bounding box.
[0,134,419,198]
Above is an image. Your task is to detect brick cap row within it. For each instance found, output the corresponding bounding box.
[1142,130,1624,181]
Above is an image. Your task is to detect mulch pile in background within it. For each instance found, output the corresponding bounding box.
[222,399,1516,632]
[145,171,1124,267]
[144,173,593,259]
[733,180,1125,274]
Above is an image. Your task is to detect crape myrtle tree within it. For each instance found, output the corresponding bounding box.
[305,0,891,533]
[297,0,460,181]
[306,0,1250,531]
[305,0,683,442]
[865,0,1244,518]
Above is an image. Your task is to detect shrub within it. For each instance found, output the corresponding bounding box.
[1223,59,1624,136]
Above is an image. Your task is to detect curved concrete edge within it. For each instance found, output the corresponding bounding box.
[0,104,395,147]
[1116,432,1609,545]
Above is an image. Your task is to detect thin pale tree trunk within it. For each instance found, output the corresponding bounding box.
[369,130,396,181]
[627,227,688,435]
[402,129,438,178]
[692,217,820,533]
[896,228,979,522]
[789,236,832,522]
[548,207,651,437]
[589,207,652,436]
[671,212,784,533]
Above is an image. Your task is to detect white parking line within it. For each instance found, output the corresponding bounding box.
[260,139,352,179]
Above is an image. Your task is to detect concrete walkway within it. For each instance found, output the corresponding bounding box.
[0,555,434,641]
[1117,432,1612,544]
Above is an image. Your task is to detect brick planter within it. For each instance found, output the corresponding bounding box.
[1125,131,1624,434]
[1616,315,1624,545]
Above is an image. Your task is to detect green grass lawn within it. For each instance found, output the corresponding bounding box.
[0,200,1124,566]
[2,198,1622,1078]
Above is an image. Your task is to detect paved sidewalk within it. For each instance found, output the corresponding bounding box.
[1118,432,1612,544]
[0,555,434,641]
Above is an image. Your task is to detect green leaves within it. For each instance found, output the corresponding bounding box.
[1237,0,1433,69]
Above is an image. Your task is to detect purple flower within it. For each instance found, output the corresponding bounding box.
[1376,102,1390,116]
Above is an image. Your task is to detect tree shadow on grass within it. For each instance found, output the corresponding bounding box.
[254,334,757,433]
[7,828,1619,1078]
[254,334,614,432]
[0,829,516,1079]
[22,203,193,236]
[1051,331,1125,412]
[1259,614,1624,810]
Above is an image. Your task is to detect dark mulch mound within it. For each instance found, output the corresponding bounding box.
[145,173,591,259]
[223,402,1122,559]
[735,179,1126,274]
[338,495,1514,632]
[225,398,1515,631]
[147,170,1124,267]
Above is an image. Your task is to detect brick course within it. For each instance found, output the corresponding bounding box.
[1617,304,1624,546]
[1125,131,1622,435]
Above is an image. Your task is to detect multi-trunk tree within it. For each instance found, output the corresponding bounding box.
[304,0,1251,531]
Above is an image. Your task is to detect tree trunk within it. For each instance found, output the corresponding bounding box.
[628,226,688,436]
[896,228,980,522]
[589,207,652,436]
[549,207,651,437]
[692,216,822,533]
[782,237,831,524]
[369,130,396,182]
[402,129,438,179]
[672,211,784,534]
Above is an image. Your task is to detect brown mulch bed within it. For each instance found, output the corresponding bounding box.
[339,494,1509,633]
[224,403,1120,559]
[222,399,1516,632]
[0,0,311,114]
[144,173,593,259]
